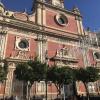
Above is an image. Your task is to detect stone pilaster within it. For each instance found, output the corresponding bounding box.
[4,63,15,97]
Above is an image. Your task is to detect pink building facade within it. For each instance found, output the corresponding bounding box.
[0,0,100,99]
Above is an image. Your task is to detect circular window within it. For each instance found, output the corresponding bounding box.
[55,14,68,26]
[58,17,65,24]
[18,39,29,49]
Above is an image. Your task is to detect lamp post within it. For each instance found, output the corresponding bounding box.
[27,81,31,100]
[63,85,65,100]
[45,50,48,100]
[45,62,48,100]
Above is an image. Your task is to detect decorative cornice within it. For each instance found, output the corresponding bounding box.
[5,58,30,63]
[50,56,78,63]
[0,16,82,41]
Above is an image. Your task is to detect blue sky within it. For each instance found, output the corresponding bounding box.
[1,0,100,32]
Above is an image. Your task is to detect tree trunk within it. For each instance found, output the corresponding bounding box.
[27,85,31,100]
[27,82,32,100]
[73,81,77,100]
[55,84,61,99]
[45,80,48,100]
[84,82,90,100]
[23,82,27,100]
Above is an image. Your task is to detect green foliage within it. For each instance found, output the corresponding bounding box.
[0,67,6,82]
[14,62,32,82]
[14,57,48,84]
[75,68,88,83]
[47,66,73,95]
[14,57,48,100]
[28,59,48,82]
[0,61,8,82]
[86,67,100,82]
[75,67,100,83]
[47,66,73,84]
[74,66,100,99]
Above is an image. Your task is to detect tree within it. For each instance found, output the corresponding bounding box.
[14,57,48,100]
[28,58,48,100]
[0,67,6,82]
[75,67,100,100]
[0,60,8,100]
[0,60,8,82]
[71,68,79,100]
[14,62,32,99]
[47,66,73,98]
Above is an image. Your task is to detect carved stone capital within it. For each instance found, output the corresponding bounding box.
[75,16,82,21]
[0,30,7,35]
[37,4,42,9]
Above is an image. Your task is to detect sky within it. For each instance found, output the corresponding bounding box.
[1,0,100,32]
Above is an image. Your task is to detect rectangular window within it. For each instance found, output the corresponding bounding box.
[88,83,95,93]
[36,81,45,93]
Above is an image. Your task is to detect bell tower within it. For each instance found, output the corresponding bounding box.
[48,0,64,8]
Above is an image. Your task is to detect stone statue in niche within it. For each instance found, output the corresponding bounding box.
[56,47,69,57]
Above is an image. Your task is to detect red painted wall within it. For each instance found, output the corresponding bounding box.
[46,10,78,34]
[5,34,37,59]
[47,41,84,67]
[88,49,96,66]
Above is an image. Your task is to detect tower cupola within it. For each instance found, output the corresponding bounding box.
[47,0,64,8]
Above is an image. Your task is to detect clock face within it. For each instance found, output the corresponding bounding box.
[55,14,68,26]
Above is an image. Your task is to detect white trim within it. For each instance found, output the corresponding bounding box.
[76,19,81,34]
[3,33,8,59]
[7,31,36,39]
[43,5,46,26]
[37,4,42,25]
[79,21,84,35]
[48,38,80,47]
[45,25,78,35]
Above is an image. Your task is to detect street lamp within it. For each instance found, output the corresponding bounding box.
[27,81,31,100]
[45,50,48,100]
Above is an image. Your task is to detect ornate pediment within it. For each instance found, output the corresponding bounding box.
[51,47,78,63]
[8,51,33,62]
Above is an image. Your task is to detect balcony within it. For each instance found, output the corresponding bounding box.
[50,47,79,63]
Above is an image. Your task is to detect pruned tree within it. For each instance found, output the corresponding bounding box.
[14,62,32,99]
[0,60,8,82]
[75,67,100,100]
[14,57,48,100]
[47,66,73,98]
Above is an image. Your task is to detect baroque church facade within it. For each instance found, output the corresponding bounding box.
[0,0,100,99]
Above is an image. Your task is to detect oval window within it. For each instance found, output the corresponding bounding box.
[18,39,29,49]
[55,14,68,26]
[58,17,65,24]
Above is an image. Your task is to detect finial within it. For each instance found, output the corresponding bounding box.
[72,5,80,15]
[61,0,64,3]
[23,8,27,14]
[87,27,91,32]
